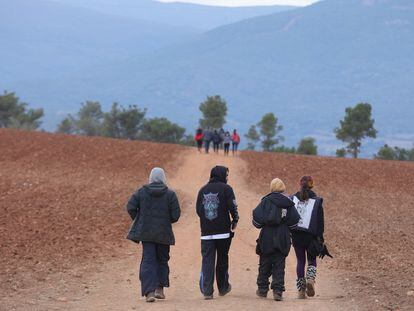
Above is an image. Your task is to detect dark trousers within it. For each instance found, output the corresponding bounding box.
[196,140,203,151]
[213,142,220,153]
[140,242,170,296]
[200,238,232,296]
[257,250,286,293]
[232,143,239,154]
[294,245,317,279]
[204,141,211,153]
[224,143,230,155]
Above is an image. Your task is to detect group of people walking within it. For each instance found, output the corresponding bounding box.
[126,167,329,303]
[195,128,241,155]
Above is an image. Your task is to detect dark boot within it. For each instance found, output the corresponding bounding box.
[145,291,156,303]
[219,284,232,297]
[273,291,283,301]
[155,287,165,299]
[256,289,268,298]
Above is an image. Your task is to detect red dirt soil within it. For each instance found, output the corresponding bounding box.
[0,129,184,297]
[2,129,413,310]
[241,151,414,310]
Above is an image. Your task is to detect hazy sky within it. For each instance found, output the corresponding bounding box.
[158,0,320,7]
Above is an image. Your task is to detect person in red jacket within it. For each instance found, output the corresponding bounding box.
[231,129,240,155]
[195,128,203,152]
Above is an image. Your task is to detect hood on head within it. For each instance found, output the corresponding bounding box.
[266,192,294,209]
[209,166,228,184]
[144,183,168,197]
[149,167,167,185]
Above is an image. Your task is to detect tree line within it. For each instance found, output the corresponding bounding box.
[1,90,412,161]
[244,102,413,161]
[55,101,192,144]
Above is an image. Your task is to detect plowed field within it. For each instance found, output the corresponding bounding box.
[1,129,413,310]
[241,151,414,310]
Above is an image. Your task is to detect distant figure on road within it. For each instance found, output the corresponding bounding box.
[291,176,325,299]
[195,128,204,153]
[231,129,240,155]
[223,131,232,156]
[219,128,225,150]
[196,166,239,300]
[203,129,213,154]
[252,178,300,301]
[212,130,222,154]
[126,168,181,303]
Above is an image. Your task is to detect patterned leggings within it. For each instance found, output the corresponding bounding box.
[294,245,317,279]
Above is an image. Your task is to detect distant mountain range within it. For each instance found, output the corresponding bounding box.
[50,0,295,30]
[1,0,414,155]
[0,0,200,84]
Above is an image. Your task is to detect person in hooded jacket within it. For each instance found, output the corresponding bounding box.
[196,166,239,300]
[252,178,300,301]
[291,176,324,299]
[219,128,225,150]
[212,130,222,154]
[203,129,213,154]
[126,167,181,303]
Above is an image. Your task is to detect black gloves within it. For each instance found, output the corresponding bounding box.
[319,244,333,259]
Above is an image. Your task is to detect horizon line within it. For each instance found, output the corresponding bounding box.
[156,0,320,8]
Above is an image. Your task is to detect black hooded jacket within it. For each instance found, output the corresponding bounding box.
[196,166,239,236]
[252,192,300,256]
[126,182,180,245]
[212,131,222,144]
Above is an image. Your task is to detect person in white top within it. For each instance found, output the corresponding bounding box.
[291,176,325,299]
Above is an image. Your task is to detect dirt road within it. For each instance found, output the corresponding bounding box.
[5,150,358,310]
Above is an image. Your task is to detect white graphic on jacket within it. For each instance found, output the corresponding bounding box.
[203,193,220,221]
[292,196,316,230]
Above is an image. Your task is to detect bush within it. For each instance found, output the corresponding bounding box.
[272,146,296,154]
[336,148,346,158]
[375,145,414,161]
[297,137,318,155]
[140,117,186,144]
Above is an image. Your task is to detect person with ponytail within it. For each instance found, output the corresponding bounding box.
[291,176,325,299]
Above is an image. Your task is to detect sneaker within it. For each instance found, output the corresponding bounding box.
[306,279,315,297]
[145,292,156,303]
[298,289,307,299]
[273,291,283,301]
[219,284,232,297]
[155,287,165,299]
[204,294,214,300]
[256,290,268,298]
